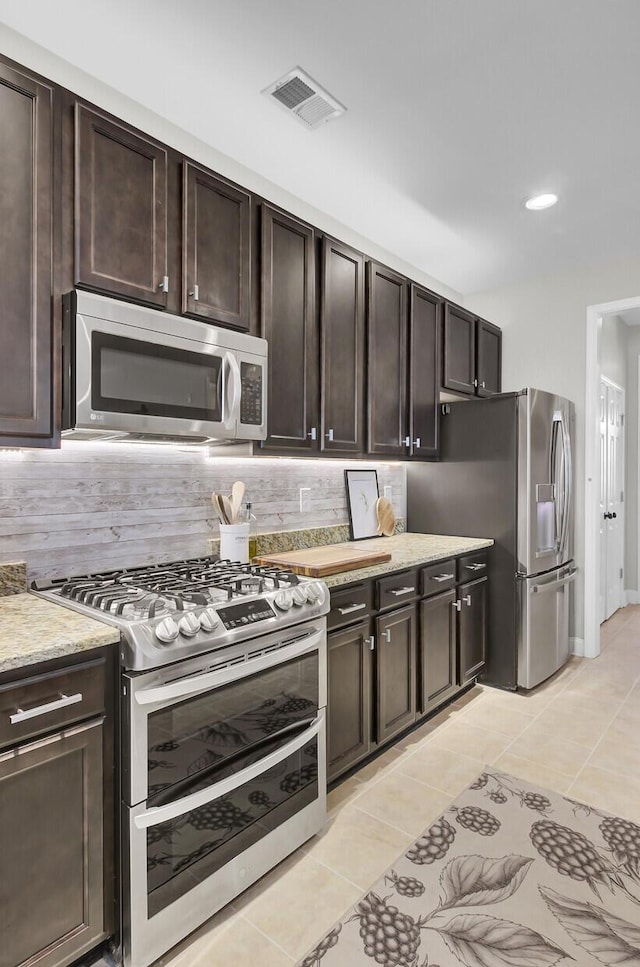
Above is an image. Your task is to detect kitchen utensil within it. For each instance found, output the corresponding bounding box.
[253,545,392,577]
[230,480,245,521]
[219,494,234,526]
[375,497,396,537]
[211,492,230,525]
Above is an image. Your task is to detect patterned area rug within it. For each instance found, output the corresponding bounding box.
[296,769,640,967]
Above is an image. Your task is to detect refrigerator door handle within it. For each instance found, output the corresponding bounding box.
[530,567,577,594]
[550,416,562,554]
[559,415,572,561]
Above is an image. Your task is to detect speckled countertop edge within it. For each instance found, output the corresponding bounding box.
[0,593,120,674]
[0,562,28,597]
[317,533,493,588]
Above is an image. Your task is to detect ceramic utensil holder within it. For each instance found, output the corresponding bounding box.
[219,522,250,563]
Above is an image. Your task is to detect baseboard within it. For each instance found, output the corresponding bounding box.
[570,637,585,657]
[625,590,640,605]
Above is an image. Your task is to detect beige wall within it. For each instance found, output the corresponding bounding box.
[467,257,640,643]
[600,314,628,389]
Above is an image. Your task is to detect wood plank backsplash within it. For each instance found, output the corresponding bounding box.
[0,444,406,581]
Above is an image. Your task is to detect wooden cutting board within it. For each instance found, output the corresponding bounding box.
[253,545,392,577]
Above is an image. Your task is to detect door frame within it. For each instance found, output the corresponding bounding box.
[585,296,639,659]
[599,375,625,622]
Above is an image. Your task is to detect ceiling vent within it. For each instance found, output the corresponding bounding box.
[262,67,346,130]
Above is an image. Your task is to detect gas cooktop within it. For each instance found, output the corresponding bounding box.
[32,555,329,671]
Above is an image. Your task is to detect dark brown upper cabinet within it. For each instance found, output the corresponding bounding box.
[182,163,251,330]
[320,238,365,454]
[0,61,55,446]
[366,262,408,457]
[75,105,169,307]
[476,317,502,396]
[442,303,476,394]
[409,285,442,459]
[443,303,502,398]
[260,205,317,452]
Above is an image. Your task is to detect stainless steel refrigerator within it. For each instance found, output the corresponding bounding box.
[406,388,576,690]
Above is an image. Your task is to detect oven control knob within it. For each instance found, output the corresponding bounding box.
[305,582,321,603]
[155,616,179,643]
[274,590,293,611]
[199,608,220,632]
[291,587,307,607]
[178,612,201,637]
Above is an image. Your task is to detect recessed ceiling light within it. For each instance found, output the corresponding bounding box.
[525,193,558,211]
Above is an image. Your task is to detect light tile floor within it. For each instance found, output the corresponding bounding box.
[160,606,640,966]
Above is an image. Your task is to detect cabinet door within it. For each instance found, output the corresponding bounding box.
[459,576,488,683]
[320,238,365,454]
[75,104,168,306]
[476,318,502,397]
[376,605,416,744]
[409,285,441,458]
[327,620,372,781]
[443,303,476,395]
[183,163,251,329]
[0,718,105,967]
[0,62,54,444]
[419,590,458,714]
[367,262,408,457]
[260,205,317,452]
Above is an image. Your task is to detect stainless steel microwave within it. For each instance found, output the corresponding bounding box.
[62,291,267,444]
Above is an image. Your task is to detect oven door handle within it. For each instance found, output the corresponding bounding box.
[133,708,325,830]
[134,627,325,707]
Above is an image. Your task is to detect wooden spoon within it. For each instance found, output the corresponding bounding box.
[211,492,230,525]
[375,497,396,537]
[218,494,234,526]
[230,480,245,522]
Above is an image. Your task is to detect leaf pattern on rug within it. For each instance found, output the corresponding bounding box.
[298,924,343,967]
[434,913,571,967]
[541,887,640,965]
[438,855,534,911]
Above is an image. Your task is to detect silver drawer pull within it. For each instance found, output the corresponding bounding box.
[463,594,472,606]
[464,563,486,571]
[10,692,83,725]
[452,600,462,612]
[383,628,392,642]
[389,586,415,597]
[338,603,367,615]
[431,573,454,582]
[366,635,375,651]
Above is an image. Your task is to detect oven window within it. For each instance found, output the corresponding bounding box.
[146,734,318,916]
[147,653,319,804]
[92,331,222,421]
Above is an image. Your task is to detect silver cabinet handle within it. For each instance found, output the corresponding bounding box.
[189,284,199,300]
[431,573,455,582]
[464,563,486,571]
[338,603,367,615]
[389,586,415,597]
[452,600,462,612]
[158,275,169,293]
[383,628,392,642]
[463,594,472,606]
[403,436,411,447]
[366,635,375,651]
[307,427,317,441]
[412,437,421,448]
[10,692,83,725]
[325,428,334,442]
[530,568,578,594]
[481,381,486,389]
[473,378,478,388]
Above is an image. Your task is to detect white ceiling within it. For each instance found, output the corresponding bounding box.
[2,0,640,295]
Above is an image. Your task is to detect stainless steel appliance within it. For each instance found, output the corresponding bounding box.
[33,557,329,967]
[62,290,268,444]
[407,388,576,690]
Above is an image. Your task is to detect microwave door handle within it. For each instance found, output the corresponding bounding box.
[224,351,241,433]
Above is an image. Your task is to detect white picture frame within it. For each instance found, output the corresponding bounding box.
[344,469,380,540]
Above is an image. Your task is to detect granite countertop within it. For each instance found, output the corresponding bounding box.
[319,532,493,589]
[0,594,120,675]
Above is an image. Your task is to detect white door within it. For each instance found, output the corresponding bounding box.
[599,378,625,622]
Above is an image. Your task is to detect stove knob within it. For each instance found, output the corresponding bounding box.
[305,582,321,603]
[291,587,307,607]
[199,608,220,632]
[155,616,179,643]
[274,590,293,611]
[178,612,201,637]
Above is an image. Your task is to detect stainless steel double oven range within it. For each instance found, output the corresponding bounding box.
[35,556,329,967]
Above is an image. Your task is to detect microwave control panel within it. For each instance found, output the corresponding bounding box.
[240,362,263,426]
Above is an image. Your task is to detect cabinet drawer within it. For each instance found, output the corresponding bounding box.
[0,658,106,750]
[421,560,456,597]
[328,582,373,631]
[457,551,488,582]
[376,570,419,611]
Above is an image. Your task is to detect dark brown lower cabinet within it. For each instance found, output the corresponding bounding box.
[327,620,372,781]
[459,576,488,683]
[376,604,417,744]
[419,589,458,714]
[0,718,105,967]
